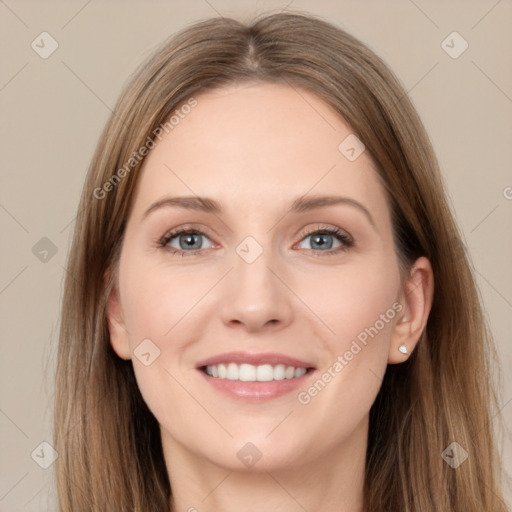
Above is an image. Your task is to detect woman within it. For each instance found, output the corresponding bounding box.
[54,12,508,512]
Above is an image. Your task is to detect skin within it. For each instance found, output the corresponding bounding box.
[107,82,434,512]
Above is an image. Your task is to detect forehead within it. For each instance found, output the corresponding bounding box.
[131,82,388,220]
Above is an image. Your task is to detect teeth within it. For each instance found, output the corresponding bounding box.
[295,367,307,378]
[240,363,256,382]
[205,363,309,381]
[226,363,238,380]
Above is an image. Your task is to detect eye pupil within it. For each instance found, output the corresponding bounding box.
[180,233,202,250]
[311,233,333,250]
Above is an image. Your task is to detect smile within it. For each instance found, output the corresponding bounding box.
[196,351,316,401]
[203,363,309,381]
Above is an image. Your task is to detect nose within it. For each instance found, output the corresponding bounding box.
[219,246,294,333]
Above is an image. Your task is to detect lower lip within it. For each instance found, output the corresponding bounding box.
[197,369,315,401]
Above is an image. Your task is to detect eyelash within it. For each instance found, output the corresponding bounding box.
[156,224,354,257]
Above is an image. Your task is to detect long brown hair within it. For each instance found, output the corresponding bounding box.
[54,12,508,511]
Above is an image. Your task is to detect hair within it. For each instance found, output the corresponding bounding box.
[54,11,508,512]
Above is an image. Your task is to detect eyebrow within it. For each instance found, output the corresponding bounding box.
[142,194,376,227]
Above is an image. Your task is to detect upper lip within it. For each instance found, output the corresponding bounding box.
[196,351,316,369]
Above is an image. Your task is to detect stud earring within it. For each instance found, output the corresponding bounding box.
[398,344,408,355]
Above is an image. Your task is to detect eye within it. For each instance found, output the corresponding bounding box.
[157,224,354,257]
[296,226,353,254]
[158,228,214,256]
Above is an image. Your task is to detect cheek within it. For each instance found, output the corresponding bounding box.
[119,256,209,343]
[303,256,400,410]
[117,255,210,436]
[322,257,400,385]
[318,256,401,348]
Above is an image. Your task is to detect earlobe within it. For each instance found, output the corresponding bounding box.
[104,271,132,361]
[388,256,434,364]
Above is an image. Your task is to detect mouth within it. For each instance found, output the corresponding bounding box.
[195,352,316,401]
[200,363,313,381]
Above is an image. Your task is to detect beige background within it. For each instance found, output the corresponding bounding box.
[1,0,511,510]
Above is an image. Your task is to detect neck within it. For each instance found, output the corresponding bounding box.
[163,418,367,512]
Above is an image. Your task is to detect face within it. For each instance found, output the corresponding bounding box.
[107,82,415,473]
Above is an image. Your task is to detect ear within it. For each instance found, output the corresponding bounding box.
[104,270,131,360]
[388,256,434,364]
